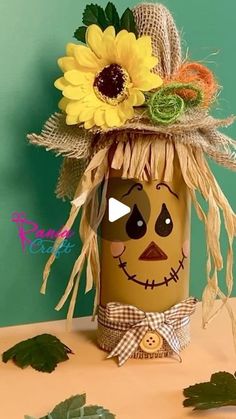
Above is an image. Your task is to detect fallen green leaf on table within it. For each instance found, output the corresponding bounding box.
[183,371,236,410]
[25,394,116,418]
[2,333,73,373]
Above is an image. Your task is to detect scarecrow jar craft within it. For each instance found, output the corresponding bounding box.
[28,3,236,366]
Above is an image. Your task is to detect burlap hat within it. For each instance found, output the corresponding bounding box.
[28,3,236,200]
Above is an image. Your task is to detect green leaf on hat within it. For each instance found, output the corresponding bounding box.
[83,4,108,30]
[75,3,137,43]
[120,8,138,36]
[183,371,236,410]
[2,334,73,373]
[25,394,116,419]
[105,2,120,33]
[74,26,87,43]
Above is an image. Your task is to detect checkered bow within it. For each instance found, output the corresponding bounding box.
[106,297,198,366]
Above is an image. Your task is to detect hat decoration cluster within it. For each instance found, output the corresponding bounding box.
[55,2,218,131]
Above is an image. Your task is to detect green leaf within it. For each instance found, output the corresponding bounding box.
[83,4,108,30]
[74,26,87,43]
[2,334,73,373]
[183,371,236,411]
[50,394,86,418]
[76,405,115,418]
[105,2,120,33]
[26,395,116,419]
[120,8,137,36]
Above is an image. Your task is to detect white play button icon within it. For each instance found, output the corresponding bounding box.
[108,198,131,223]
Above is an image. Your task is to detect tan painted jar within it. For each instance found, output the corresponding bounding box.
[98,145,191,358]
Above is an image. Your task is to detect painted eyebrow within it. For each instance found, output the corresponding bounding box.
[122,183,143,197]
[156,183,179,199]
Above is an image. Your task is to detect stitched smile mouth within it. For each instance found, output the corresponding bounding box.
[114,249,187,290]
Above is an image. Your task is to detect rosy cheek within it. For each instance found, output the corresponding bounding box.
[110,242,125,257]
[183,240,190,258]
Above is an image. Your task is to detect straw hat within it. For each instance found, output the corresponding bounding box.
[28,2,236,200]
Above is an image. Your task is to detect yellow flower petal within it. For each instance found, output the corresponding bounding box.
[102,35,117,63]
[66,114,79,125]
[78,108,96,122]
[84,118,95,129]
[116,32,136,70]
[103,26,116,38]
[143,56,158,69]
[105,108,122,127]
[74,45,102,71]
[66,101,84,116]
[58,97,69,111]
[63,85,89,100]
[129,89,145,106]
[81,93,102,108]
[66,43,77,56]
[64,69,94,86]
[136,36,152,57]
[54,77,69,91]
[115,29,129,43]
[86,24,103,58]
[119,100,134,120]
[58,57,77,72]
[133,72,163,90]
[94,109,105,126]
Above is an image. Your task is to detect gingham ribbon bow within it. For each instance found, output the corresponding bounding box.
[106,297,198,366]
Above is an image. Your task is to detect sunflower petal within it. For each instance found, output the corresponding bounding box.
[64,69,94,86]
[129,89,145,106]
[58,97,70,111]
[94,109,105,126]
[119,101,134,120]
[102,35,117,63]
[84,118,95,129]
[58,57,77,72]
[86,24,103,58]
[74,45,101,71]
[79,108,96,122]
[133,72,163,90]
[136,36,152,57]
[63,85,88,100]
[145,56,158,69]
[66,43,77,56]
[54,77,69,91]
[105,108,123,127]
[116,32,136,70]
[115,29,129,44]
[66,101,84,116]
[66,114,79,125]
[103,26,116,38]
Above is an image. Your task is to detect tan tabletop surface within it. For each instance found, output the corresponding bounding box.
[0,299,236,419]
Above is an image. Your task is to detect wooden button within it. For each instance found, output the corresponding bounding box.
[140,331,163,353]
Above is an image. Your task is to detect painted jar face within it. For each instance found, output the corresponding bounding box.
[100,154,191,313]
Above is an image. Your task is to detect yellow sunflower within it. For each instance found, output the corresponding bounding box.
[55,25,163,130]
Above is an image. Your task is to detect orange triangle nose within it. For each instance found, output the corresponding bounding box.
[139,241,168,261]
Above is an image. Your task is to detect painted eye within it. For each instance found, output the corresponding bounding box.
[126,204,147,239]
[155,204,173,237]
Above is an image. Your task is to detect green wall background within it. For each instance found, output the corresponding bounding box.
[0,0,235,327]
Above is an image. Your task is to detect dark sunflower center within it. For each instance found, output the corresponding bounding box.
[93,64,129,104]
